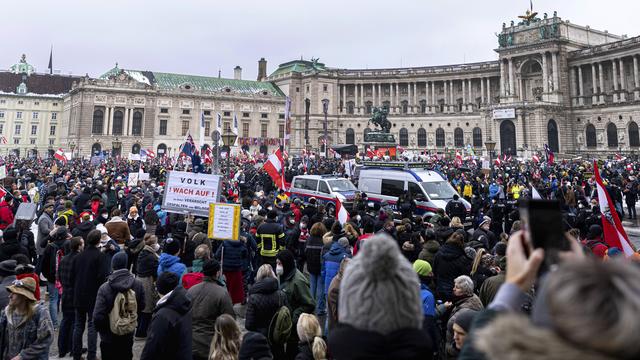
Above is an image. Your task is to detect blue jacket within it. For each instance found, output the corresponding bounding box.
[154,204,168,227]
[158,253,187,281]
[321,242,351,295]
[215,240,248,272]
[420,283,435,317]
[489,183,499,199]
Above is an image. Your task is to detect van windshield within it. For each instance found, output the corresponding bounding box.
[328,179,357,192]
[421,181,457,200]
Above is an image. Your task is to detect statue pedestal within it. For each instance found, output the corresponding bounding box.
[363,131,397,159]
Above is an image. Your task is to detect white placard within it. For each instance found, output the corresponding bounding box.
[138,172,150,181]
[162,171,222,216]
[0,166,6,180]
[482,160,490,169]
[128,173,139,187]
[128,153,141,161]
[492,108,515,119]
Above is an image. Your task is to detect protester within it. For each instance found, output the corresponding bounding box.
[135,233,160,339]
[304,222,327,316]
[245,264,284,338]
[238,332,273,360]
[41,226,69,329]
[209,313,241,360]
[215,238,248,304]
[0,260,17,310]
[158,237,187,280]
[326,257,350,332]
[57,236,83,358]
[295,313,327,360]
[256,210,286,270]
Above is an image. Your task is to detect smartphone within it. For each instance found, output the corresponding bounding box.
[519,200,569,273]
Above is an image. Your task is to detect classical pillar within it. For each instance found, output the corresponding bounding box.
[634,56,640,100]
[108,107,114,135]
[413,82,418,108]
[598,62,605,103]
[125,108,131,136]
[551,52,559,92]
[486,77,491,104]
[468,78,473,109]
[500,60,506,97]
[619,58,626,102]
[354,84,359,113]
[508,58,515,96]
[395,83,399,107]
[389,83,394,111]
[449,80,454,110]
[360,84,365,109]
[342,84,346,113]
[591,63,598,104]
[481,77,485,104]
[612,59,619,102]
[578,66,584,105]
[378,83,382,106]
[407,83,412,113]
[462,79,466,105]
[425,82,429,107]
[542,52,549,93]
[570,67,577,104]
[443,81,448,106]
[103,107,109,135]
[431,81,436,106]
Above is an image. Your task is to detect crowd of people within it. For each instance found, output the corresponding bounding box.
[0,152,636,359]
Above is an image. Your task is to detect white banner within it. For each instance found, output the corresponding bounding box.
[128,173,139,187]
[492,108,515,119]
[162,171,222,216]
[128,153,141,161]
[0,166,6,180]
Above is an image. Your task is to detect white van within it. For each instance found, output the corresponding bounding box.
[356,162,470,216]
[289,175,358,216]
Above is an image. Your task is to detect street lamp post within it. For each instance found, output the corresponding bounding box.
[221,129,238,180]
[322,99,329,158]
[485,138,496,166]
[304,98,310,149]
[69,141,76,159]
[112,138,121,158]
[212,131,220,174]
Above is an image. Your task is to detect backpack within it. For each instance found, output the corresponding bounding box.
[109,289,138,336]
[267,293,292,346]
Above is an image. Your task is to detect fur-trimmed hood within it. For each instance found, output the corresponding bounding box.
[474,314,619,360]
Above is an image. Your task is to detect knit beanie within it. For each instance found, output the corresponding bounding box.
[111,252,128,271]
[413,259,432,277]
[156,271,179,296]
[338,234,422,335]
[454,309,478,333]
[239,332,273,360]
[163,237,181,255]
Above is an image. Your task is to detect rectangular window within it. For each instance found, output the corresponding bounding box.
[323,84,328,92]
[204,121,210,137]
[261,113,268,119]
[203,110,211,116]
[34,101,39,106]
[381,179,405,197]
[159,119,167,135]
[0,100,5,104]
[0,124,3,134]
[242,112,250,118]
[181,121,189,136]
[52,102,58,107]
[50,125,56,136]
[0,112,3,118]
[31,125,37,135]
[17,101,23,105]
[279,124,285,138]
[223,122,231,133]
[296,87,300,93]
[223,111,231,117]
[278,114,285,120]
[14,124,21,135]
[182,109,190,115]
[16,112,22,119]
[49,139,54,145]
[30,138,36,145]
[242,123,249,137]
[160,108,169,114]
[32,112,38,119]
[13,138,19,145]
[51,112,57,120]
[261,123,267,138]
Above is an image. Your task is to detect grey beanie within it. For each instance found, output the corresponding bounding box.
[338,234,422,334]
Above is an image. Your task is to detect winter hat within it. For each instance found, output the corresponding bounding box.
[239,332,273,360]
[111,252,128,271]
[202,259,221,277]
[607,247,623,257]
[276,250,295,278]
[0,260,17,277]
[338,234,422,335]
[338,237,350,249]
[163,237,181,255]
[454,309,478,333]
[479,216,491,228]
[2,228,18,243]
[413,259,432,277]
[587,224,603,239]
[494,242,507,257]
[156,271,179,296]
[464,247,477,259]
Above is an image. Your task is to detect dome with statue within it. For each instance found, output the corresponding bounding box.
[9,54,35,75]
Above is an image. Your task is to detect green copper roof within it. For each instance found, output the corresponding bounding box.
[269,59,327,77]
[99,66,284,97]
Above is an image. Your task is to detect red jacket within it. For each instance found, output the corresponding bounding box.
[583,238,608,259]
[182,272,204,289]
[0,201,14,230]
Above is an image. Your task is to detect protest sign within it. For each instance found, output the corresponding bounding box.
[207,203,241,240]
[162,171,222,216]
[128,173,139,187]
[0,166,7,180]
[138,172,150,181]
[128,153,141,161]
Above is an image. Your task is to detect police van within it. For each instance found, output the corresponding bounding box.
[289,175,358,216]
[356,161,470,216]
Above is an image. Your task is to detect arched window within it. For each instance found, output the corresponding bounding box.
[436,128,445,147]
[472,127,482,147]
[91,143,101,156]
[420,100,427,114]
[112,110,124,135]
[346,128,355,145]
[629,121,640,147]
[132,143,141,154]
[417,128,427,147]
[157,143,167,157]
[132,111,143,136]
[454,128,464,147]
[347,101,354,114]
[586,124,597,148]
[92,109,104,135]
[401,100,408,114]
[607,123,618,147]
[547,119,559,153]
[399,128,409,146]
[365,101,373,114]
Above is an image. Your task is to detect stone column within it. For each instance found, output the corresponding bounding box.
[570,67,578,105]
[378,83,382,106]
[508,58,515,96]
[407,83,412,113]
[443,81,448,108]
[354,84,359,113]
[486,78,491,104]
[108,107,114,135]
[462,79,466,105]
[449,80,454,111]
[468,78,473,110]
[542,53,549,93]
[578,66,584,105]
[619,58,626,102]
[480,77,485,104]
[103,107,109,135]
[552,52,559,92]
[598,62,605,103]
[389,83,394,112]
[500,60,505,97]
[612,59,619,102]
[414,82,418,109]
[395,83,399,108]
[431,81,436,107]
[634,56,639,100]
[591,63,598,104]
[360,84,365,109]
[425,82,429,107]
[125,108,130,136]
[341,84,346,113]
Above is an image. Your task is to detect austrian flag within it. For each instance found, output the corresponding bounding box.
[264,149,285,190]
[54,148,67,163]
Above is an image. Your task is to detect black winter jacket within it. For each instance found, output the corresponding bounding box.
[304,235,324,275]
[137,248,159,278]
[244,277,283,337]
[215,240,247,272]
[0,238,29,263]
[93,269,145,343]
[71,246,109,309]
[41,238,68,283]
[432,243,472,301]
[71,221,95,240]
[140,286,193,360]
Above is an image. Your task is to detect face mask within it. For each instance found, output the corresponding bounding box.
[152,243,160,252]
[101,214,108,219]
[276,265,284,276]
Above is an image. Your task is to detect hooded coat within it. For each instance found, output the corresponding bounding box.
[140,286,193,360]
[321,242,350,295]
[244,277,284,337]
[157,253,186,280]
[432,243,472,301]
[329,324,433,360]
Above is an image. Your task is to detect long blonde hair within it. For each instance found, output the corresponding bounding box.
[297,313,327,360]
[471,248,486,276]
[8,294,36,323]
[209,314,241,360]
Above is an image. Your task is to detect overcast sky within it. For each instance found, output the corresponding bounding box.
[1,0,639,80]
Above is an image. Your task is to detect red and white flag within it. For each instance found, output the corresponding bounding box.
[264,149,285,190]
[54,148,67,163]
[532,154,540,163]
[336,197,350,225]
[593,161,635,256]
